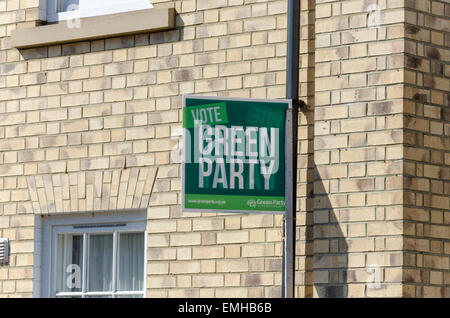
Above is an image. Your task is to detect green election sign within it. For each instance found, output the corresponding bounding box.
[182,95,291,214]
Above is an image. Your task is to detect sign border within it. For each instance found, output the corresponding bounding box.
[181,94,292,215]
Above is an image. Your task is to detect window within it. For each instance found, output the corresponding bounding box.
[39,212,147,298]
[46,0,154,22]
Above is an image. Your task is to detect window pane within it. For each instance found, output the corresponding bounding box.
[88,234,113,292]
[58,0,79,12]
[117,232,145,292]
[56,234,83,293]
[116,294,144,298]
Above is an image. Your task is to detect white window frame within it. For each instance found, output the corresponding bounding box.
[38,211,147,298]
[45,0,154,23]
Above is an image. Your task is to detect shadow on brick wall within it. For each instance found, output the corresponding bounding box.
[312,167,349,298]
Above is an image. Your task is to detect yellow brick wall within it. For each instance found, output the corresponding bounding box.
[0,0,295,298]
[313,0,449,298]
[401,0,450,298]
[314,0,407,297]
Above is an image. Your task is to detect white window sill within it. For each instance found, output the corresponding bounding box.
[10,7,175,49]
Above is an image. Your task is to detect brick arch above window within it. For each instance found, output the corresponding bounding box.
[26,167,158,214]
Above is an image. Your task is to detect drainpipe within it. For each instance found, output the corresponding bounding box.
[282,0,300,299]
